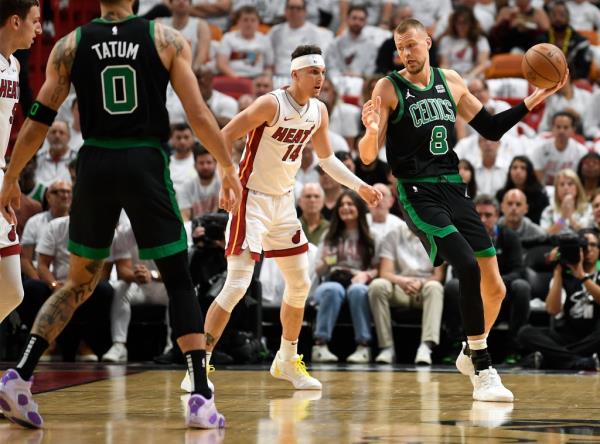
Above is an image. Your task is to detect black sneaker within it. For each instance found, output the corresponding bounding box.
[153,347,184,365]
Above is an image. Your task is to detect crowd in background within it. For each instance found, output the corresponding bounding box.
[7,0,600,371]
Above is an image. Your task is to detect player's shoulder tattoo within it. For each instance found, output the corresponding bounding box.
[156,22,185,56]
[52,31,77,74]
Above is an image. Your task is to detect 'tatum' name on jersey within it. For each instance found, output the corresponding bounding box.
[91,41,140,60]
[408,98,455,128]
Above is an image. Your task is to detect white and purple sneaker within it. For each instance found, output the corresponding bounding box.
[186,394,225,429]
[0,369,43,429]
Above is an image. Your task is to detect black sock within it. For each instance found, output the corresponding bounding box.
[471,348,492,373]
[185,350,212,398]
[464,343,471,356]
[16,335,49,381]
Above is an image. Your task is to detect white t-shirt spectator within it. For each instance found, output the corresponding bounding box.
[540,203,593,234]
[404,0,452,29]
[379,220,433,277]
[232,0,321,25]
[269,22,334,76]
[367,213,403,244]
[438,35,490,77]
[158,16,203,57]
[538,86,592,133]
[326,31,378,77]
[36,216,70,281]
[177,174,221,219]
[138,0,163,15]
[583,89,600,139]
[329,101,361,139]
[218,30,274,78]
[329,130,350,152]
[169,154,197,196]
[567,1,600,32]
[35,150,77,187]
[21,211,54,253]
[207,89,239,120]
[530,138,589,186]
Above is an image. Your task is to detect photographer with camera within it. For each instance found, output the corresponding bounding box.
[518,229,600,370]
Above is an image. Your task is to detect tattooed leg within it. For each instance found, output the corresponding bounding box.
[201,301,232,353]
[32,255,104,343]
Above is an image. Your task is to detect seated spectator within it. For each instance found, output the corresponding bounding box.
[490,0,549,54]
[20,180,72,281]
[178,147,221,221]
[458,158,477,198]
[532,111,588,187]
[474,136,509,197]
[337,0,396,31]
[366,183,402,243]
[538,76,592,134]
[298,182,330,246]
[368,220,445,365]
[294,141,319,199]
[499,189,546,244]
[326,5,377,79]
[35,120,77,187]
[319,78,361,148]
[354,154,389,187]
[541,169,592,234]
[518,229,600,371]
[538,0,592,80]
[168,123,198,196]
[567,0,600,32]
[437,6,491,80]
[189,0,231,30]
[403,0,452,32]
[14,159,42,237]
[195,65,239,127]
[103,217,170,362]
[19,157,45,204]
[311,190,377,363]
[19,216,113,361]
[445,195,531,363]
[577,152,600,202]
[434,0,497,37]
[318,164,343,220]
[159,0,210,69]
[217,6,274,78]
[269,0,334,78]
[590,189,600,232]
[253,73,273,96]
[496,156,549,224]
[68,97,83,153]
[584,88,600,140]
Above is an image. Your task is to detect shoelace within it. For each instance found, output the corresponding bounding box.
[293,355,311,377]
[478,368,499,389]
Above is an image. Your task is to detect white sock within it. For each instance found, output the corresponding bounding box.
[280,336,298,360]
[468,336,488,351]
[206,352,212,366]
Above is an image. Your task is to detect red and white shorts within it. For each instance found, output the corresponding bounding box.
[225,189,308,261]
[0,174,20,257]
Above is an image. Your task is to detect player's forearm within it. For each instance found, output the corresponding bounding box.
[5,120,49,181]
[358,129,379,165]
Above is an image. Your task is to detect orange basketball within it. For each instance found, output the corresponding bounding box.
[522,43,567,89]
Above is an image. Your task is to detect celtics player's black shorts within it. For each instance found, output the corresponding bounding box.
[68,139,187,260]
[396,174,495,267]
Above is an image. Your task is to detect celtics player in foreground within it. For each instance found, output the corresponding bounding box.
[0,0,242,429]
[359,19,567,402]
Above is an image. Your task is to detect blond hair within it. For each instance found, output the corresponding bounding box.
[553,169,589,214]
[394,18,427,36]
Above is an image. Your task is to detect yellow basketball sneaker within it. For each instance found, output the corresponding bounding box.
[181,365,215,393]
[270,353,322,390]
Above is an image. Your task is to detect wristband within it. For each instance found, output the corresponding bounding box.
[28,101,57,126]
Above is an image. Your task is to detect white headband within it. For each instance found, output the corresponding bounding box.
[290,54,325,74]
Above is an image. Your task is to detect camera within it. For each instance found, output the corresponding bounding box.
[557,233,588,266]
[191,212,228,245]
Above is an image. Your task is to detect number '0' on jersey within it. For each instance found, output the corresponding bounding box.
[239,88,321,195]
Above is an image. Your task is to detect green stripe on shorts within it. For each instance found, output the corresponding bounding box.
[68,240,111,260]
[474,246,497,257]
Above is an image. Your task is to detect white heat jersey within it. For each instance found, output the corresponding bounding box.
[0,54,19,170]
[239,88,321,195]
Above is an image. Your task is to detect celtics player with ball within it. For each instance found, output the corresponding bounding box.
[359,19,567,402]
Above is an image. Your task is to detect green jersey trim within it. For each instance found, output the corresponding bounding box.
[149,20,155,43]
[84,137,162,149]
[92,15,137,25]
[68,240,111,260]
[386,75,405,124]
[75,26,82,46]
[474,246,497,257]
[397,174,463,184]
[394,67,435,92]
[437,68,457,112]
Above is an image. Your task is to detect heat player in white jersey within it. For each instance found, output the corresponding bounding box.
[0,1,41,323]
[180,45,382,393]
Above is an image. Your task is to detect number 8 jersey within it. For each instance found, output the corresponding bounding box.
[239,88,321,195]
[385,67,459,179]
[71,16,170,143]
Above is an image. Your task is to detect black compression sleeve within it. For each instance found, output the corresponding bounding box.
[468,101,529,141]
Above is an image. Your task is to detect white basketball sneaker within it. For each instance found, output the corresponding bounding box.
[181,365,215,393]
[472,367,514,402]
[456,342,475,378]
[270,352,322,390]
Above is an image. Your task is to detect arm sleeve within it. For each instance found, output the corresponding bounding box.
[318,153,366,192]
[468,101,529,141]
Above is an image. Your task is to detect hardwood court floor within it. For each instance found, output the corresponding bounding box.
[1,364,600,443]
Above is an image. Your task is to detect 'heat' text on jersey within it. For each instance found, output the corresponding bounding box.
[408,98,455,128]
[0,79,19,100]
[271,125,314,144]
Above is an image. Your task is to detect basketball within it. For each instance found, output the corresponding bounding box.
[522,43,567,89]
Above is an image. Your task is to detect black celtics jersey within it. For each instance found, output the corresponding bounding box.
[385,67,459,179]
[70,16,170,142]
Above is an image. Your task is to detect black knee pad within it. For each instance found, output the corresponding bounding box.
[155,251,204,338]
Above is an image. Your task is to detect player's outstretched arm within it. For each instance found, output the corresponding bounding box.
[1,31,76,220]
[357,77,392,165]
[449,67,568,141]
[312,103,382,207]
[159,22,241,213]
